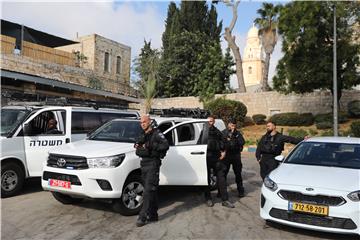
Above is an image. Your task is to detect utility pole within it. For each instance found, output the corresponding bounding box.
[333,4,338,137]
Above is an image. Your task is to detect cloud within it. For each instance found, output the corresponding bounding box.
[2,1,165,68]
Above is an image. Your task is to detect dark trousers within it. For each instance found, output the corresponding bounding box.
[260,156,279,180]
[225,153,244,193]
[204,156,229,201]
[139,161,160,220]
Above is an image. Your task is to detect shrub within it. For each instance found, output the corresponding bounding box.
[314,112,348,124]
[348,100,360,118]
[252,114,267,125]
[245,138,256,145]
[269,112,314,126]
[316,121,333,130]
[308,128,318,136]
[321,129,334,136]
[351,121,360,137]
[288,129,308,138]
[205,97,247,126]
[243,116,255,126]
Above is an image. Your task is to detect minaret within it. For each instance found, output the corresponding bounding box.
[242,25,265,89]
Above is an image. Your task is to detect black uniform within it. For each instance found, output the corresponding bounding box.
[222,129,245,195]
[135,128,169,221]
[198,124,228,201]
[256,132,302,180]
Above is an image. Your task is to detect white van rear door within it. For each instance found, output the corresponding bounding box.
[22,107,71,177]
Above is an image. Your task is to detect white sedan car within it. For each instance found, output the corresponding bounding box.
[260,137,360,235]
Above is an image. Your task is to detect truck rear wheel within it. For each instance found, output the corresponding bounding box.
[51,192,84,204]
[113,174,144,216]
[1,162,25,198]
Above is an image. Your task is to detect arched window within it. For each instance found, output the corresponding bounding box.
[248,66,252,74]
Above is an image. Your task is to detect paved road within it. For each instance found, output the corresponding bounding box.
[2,153,358,240]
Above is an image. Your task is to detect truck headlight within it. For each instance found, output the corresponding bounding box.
[264,176,278,191]
[347,190,360,202]
[87,154,125,168]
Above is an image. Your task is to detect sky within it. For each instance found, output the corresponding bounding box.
[1,0,285,89]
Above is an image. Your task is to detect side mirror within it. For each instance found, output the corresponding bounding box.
[23,123,31,136]
[275,155,285,162]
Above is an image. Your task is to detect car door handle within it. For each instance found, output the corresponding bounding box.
[191,151,205,155]
[65,138,70,143]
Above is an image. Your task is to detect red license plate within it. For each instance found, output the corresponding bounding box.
[48,179,71,189]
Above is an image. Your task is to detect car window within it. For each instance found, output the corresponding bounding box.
[177,123,195,142]
[25,110,65,136]
[158,122,173,133]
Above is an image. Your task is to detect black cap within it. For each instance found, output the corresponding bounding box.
[229,118,236,124]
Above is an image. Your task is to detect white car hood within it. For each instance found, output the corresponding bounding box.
[271,163,360,192]
[49,140,135,158]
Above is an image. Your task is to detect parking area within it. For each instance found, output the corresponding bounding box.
[1,152,358,240]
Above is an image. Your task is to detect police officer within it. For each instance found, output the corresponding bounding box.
[222,119,245,197]
[135,115,169,227]
[198,116,234,208]
[256,121,304,180]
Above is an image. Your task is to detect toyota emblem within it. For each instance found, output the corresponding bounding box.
[57,158,66,167]
[306,187,314,191]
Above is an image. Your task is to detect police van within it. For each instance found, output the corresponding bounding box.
[42,114,226,216]
[1,105,139,197]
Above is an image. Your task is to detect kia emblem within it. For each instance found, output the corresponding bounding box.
[57,158,66,167]
[306,187,314,191]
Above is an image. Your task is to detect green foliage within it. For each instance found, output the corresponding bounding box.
[88,77,103,90]
[243,116,255,127]
[270,112,314,126]
[273,2,360,101]
[348,100,360,118]
[321,129,334,136]
[314,112,348,124]
[245,138,256,146]
[158,1,233,98]
[316,122,333,130]
[288,129,308,138]
[252,114,267,125]
[308,128,318,136]
[205,97,247,126]
[350,121,360,137]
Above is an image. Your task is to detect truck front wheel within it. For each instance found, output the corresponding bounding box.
[1,162,25,198]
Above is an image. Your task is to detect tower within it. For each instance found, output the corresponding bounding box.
[242,26,265,89]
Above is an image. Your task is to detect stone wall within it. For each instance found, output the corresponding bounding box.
[130,90,360,116]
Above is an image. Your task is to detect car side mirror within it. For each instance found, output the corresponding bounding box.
[275,155,285,162]
[23,123,31,136]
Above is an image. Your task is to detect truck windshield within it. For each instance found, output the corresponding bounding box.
[1,109,30,136]
[88,120,142,143]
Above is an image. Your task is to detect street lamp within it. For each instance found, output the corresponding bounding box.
[333,4,338,137]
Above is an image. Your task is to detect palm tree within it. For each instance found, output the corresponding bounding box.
[254,3,281,91]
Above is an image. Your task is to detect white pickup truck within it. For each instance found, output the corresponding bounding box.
[1,105,139,197]
[42,117,226,215]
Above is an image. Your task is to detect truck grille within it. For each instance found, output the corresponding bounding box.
[47,154,88,169]
[43,171,81,185]
[278,190,345,206]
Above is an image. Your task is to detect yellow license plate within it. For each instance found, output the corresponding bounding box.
[288,202,329,216]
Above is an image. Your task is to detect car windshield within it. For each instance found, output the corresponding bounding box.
[88,120,142,143]
[1,109,30,136]
[285,142,360,169]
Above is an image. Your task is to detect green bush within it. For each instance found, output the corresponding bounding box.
[314,112,348,124]
[316,121,333,130]
[269,112,314,126]
[308,128,318,136]
[351,121,360,137]
[348,100,360,118]
[205,97,247,126]
[288,129,308,138]
[245,138,256,145]
[243,116,255,126]
[321,129,334,136]
[252,114,267,125]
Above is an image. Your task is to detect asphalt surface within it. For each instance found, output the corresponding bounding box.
[2,152,359,240]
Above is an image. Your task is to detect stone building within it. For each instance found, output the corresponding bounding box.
[1,19,139,107]
[242,25,264,92]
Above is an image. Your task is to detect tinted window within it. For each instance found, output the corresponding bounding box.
[26,110,65,136]
[285,142,360,169]
[177,123,195,142]
[158,122,173,133]
[89,120,141,143]
[1,109,29,136]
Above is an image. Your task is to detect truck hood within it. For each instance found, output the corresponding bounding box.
[49,140,135,158]
[271,163,360,192]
